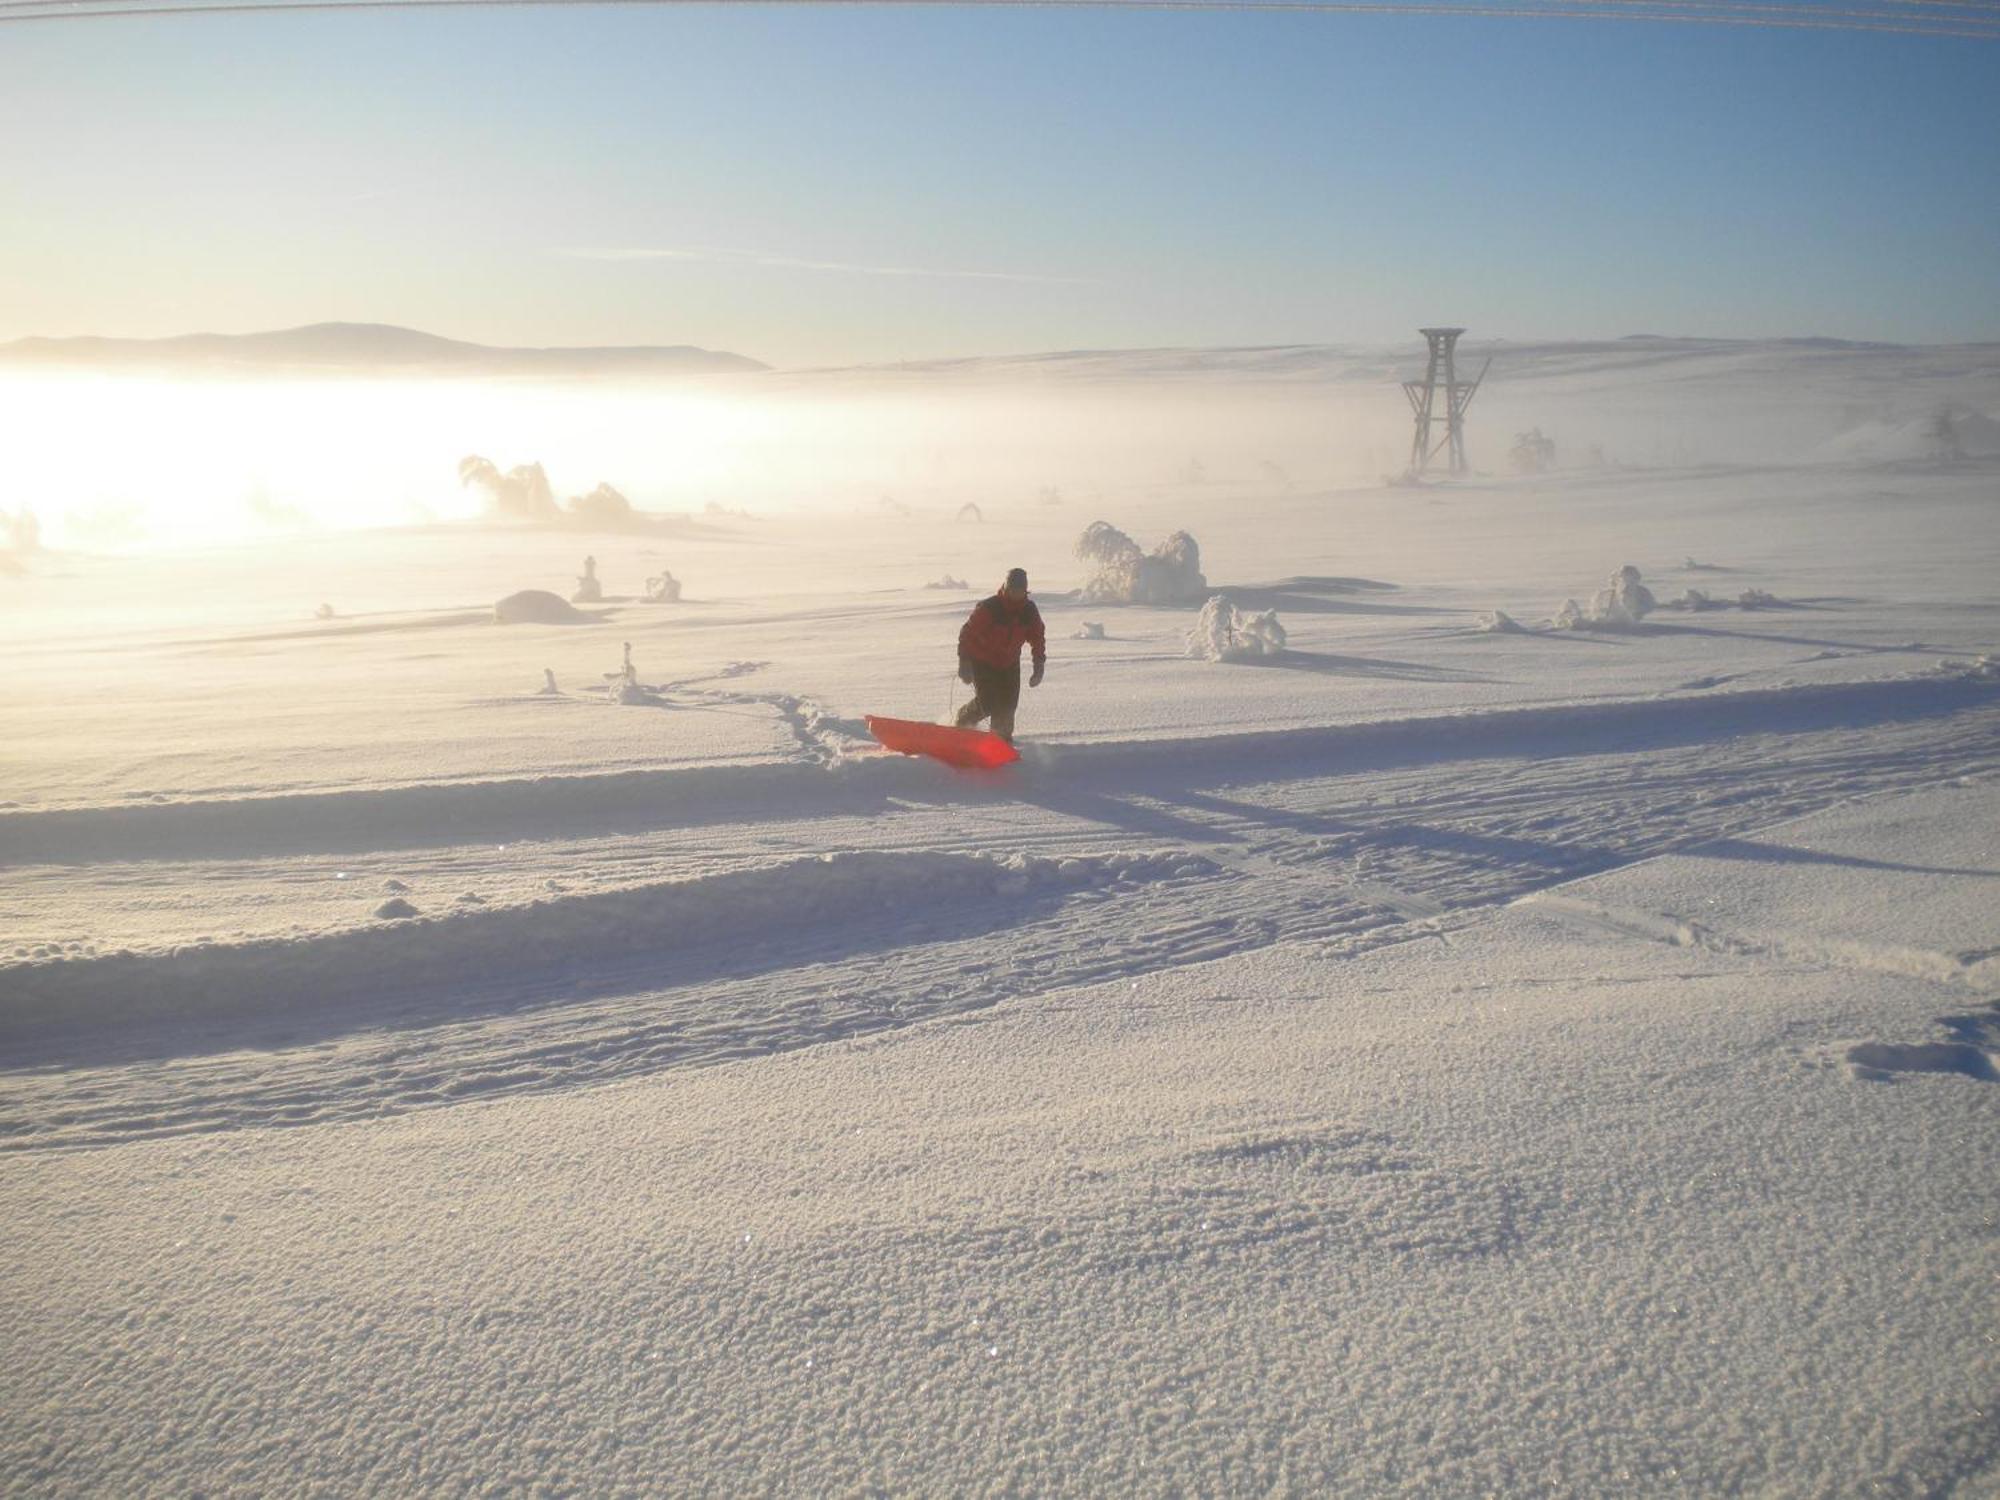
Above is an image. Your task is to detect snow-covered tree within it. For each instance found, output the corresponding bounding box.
[1076,522,1208,604]
[459,455,557,521]
[1187,596,1286,661]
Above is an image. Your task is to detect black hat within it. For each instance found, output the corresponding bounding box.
[1005,567,1029,590]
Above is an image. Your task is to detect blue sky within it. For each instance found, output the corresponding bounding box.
[2,4,1995,364]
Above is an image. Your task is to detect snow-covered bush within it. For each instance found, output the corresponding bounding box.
[924,575,968,591]
[1187,596,1286,662]
[606,641,650,704]
[1509,428,1557,473]
[1596,565,1656,623]
[1660,588,1725,612]
[566,483,639,528]
[1257,458,1293,490]
[1554,565,1656,630]
[645,570,682,603]
[1476,610,1525,634]
[1076,521,1208,605]
[571,555,603,604]
[1072,621,1106,640]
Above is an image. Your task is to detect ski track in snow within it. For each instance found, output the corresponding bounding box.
[2,676,1996,1152]
[1524,892,2000,990]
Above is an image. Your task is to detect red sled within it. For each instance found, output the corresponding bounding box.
[865,715,1021,770]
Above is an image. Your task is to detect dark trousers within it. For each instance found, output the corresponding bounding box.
[956,663,1022,743]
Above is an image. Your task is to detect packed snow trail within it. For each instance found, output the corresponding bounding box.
[2,676,1993,1152]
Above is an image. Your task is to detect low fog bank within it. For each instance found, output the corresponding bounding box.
[0,374,1409,555]
[777,336,2000,475]
[0,509,40,574]
[6,337,1997,557]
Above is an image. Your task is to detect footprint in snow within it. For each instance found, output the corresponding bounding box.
[1082,1126,1528,1262]
[1846,1003,1999,1082]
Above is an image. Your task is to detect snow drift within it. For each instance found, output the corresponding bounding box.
[0,848,1187,1040]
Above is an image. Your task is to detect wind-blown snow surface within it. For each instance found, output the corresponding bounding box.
[3,443,1998,1492]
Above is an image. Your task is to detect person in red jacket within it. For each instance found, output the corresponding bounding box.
[956,566,1046,744]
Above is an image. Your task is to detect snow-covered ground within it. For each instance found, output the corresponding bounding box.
[2,341,1997,1493]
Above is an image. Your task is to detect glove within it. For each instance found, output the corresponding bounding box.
[958,657,974,685]
[1029,663,1045,688]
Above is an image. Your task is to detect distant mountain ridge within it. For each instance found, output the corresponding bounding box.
[8,324,1995,393]
[0,322,768,377]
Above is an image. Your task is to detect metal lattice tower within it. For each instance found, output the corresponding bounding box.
[1402,327,1490,477]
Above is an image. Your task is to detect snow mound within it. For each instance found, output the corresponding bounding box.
[372,897,419,920]
[1934,653,1999,682]
[1554,565,1656,630]
[1187,596,1286,661]
[1821,406,2000,464]
[1072,621,1106,640]
[1476,610,1525,634]
[1076,521,1208,605]
[924,575,968,590]
[494,589,594,625]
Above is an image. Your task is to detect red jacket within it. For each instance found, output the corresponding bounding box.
[959,592,1047,672]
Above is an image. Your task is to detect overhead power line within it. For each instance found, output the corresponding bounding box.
[1,0,1996,30]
